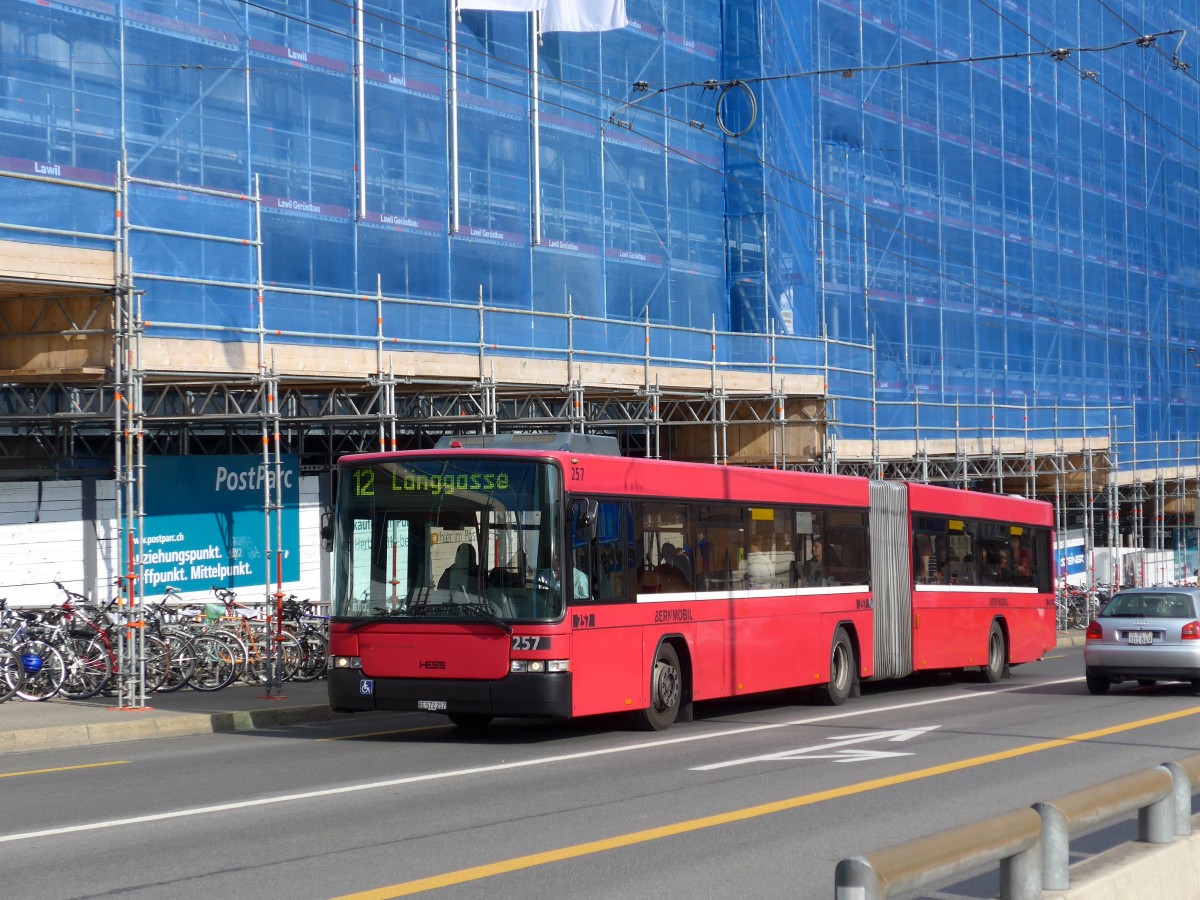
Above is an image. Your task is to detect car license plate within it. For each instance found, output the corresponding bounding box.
[1127,631,1153,645]
[417,700,447,711]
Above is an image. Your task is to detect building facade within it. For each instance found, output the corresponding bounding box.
[2,0,1199,597]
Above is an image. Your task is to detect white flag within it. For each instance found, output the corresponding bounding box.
[540,0,628,32]
[457,0,545,11]
[456,0,628,34]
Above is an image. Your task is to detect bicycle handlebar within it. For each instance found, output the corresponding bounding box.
[54,580,90,603]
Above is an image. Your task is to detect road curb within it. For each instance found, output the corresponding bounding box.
[0,703,348,754]
[0,713,221,754]
[218,703,352,732]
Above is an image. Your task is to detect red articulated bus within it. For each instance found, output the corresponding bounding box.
[327,434,1055,730]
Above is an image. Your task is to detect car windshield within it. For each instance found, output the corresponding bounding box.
[333,456,565,622]
[1100,592,1196,619]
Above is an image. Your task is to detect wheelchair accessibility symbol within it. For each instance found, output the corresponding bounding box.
[359,679,374,695]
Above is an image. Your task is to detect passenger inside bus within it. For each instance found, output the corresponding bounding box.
[1009,535,1031,582]
[914,533,935,583]
[438,544,478,591]
[745,534,775,588]
[804,537,826,586]
[657,543,692,590]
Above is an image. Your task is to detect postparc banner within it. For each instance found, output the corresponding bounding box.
[139,455,300,594]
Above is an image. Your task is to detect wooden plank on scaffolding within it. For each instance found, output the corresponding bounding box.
[136,336,828,396]
[0,239,114,288]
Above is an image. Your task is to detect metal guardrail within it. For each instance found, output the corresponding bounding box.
[1033,767,1174,891]
[834,807,1042,899]
[834,751,1200,899]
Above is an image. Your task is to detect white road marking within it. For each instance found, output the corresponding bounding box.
[692,725,940,770]
[0,676,1083,844]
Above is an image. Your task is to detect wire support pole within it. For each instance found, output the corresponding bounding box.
[254,175,266,374]
[566,293,575,379]
[477,284,486,381]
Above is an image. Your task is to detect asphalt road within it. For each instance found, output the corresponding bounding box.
[5,644,1200,900]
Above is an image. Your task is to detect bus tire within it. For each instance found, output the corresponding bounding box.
[815,627,855,706]
[980,622,1006,683]
[637,642,682,731]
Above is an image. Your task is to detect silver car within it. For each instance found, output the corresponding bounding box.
[1084,587,1200,694]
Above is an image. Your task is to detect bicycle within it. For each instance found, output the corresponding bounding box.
[279,596,329,682]
[0,602,25,702]
[209,587,301,685]
[144,589,239,693]
[51,581,174,697]
[1056,585,1092,631]
[0,644,21,702]
[1,599,67,701]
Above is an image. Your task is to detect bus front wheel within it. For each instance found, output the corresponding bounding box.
[815,627,855,706]
[637,643,682,731]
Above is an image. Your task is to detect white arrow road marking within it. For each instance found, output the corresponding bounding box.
[692,725,941,770]
[769,748,913,763]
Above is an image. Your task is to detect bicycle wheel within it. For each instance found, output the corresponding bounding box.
[291,631,328,682]
[142,635,173,693]
[212,628,250,682]
[276,631,303,682]
[15,639,67,701]
[0,646,24,702]
[59,633,113,700]
[154,630,196,693]
[188,635,238,691]
[238,628,299,685]
[241,638,268,685]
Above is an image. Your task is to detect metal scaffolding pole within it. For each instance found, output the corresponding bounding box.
[260,366,285,697]
[114,160,147,709]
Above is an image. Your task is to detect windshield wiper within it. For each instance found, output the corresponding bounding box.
[458,600,514,634]
[349,608,403,630]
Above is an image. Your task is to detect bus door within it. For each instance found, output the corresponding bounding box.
[567,499,645,716]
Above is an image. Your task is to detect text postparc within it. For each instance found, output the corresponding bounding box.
[214,465,296,492]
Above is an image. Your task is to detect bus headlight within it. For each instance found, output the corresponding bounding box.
[511,659,569,673]
[332,656,362,669]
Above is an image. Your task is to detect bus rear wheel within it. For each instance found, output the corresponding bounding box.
[815,627,855,706]
[637,642,682,731]
[979,622,1006,683]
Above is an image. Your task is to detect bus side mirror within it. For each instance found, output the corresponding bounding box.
[320,510,334,553]
[572,498,598,540]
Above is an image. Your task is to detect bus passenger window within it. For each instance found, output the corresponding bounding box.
[572,499,626,602]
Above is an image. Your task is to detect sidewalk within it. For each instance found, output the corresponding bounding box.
[1056,629,1086,649]
[0,678,345,754]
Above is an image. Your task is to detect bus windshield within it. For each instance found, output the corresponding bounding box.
[333,457,565,622]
